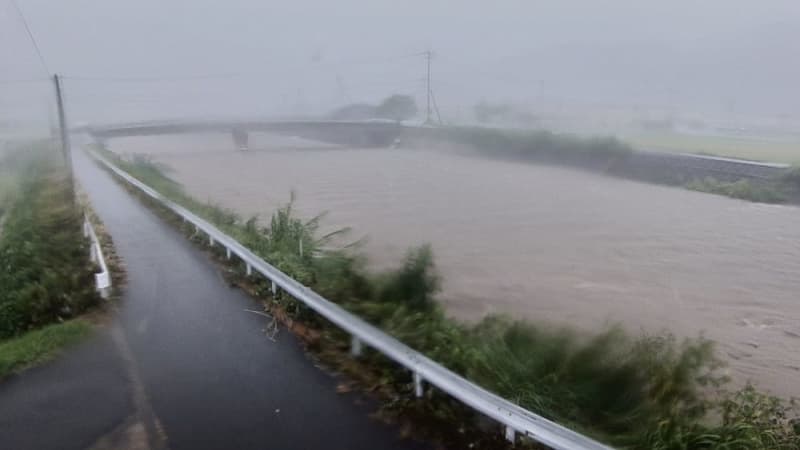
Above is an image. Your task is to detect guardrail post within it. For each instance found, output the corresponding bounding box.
[96,272,111,299]
[350,336,363,357]
[413,371,424,398]
[504,426,516,444]
[209,235,215,246]
[246,263,252,276]
[226,247,231,259]
[271,280,277,296]
[84,216,112,300]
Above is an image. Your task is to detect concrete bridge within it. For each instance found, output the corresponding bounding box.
[82,119,790,186]
[83,119,405,150]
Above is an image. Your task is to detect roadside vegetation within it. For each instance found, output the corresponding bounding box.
[96,147,799,449]
[0,319,91,378]
[0,148,23,221]
[0,143,98,369]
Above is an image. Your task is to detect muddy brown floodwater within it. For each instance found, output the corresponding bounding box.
[109,132,800,399]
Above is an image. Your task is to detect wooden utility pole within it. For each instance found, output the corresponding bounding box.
[53,74,75,203]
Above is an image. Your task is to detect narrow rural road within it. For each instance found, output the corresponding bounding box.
[0,145,429,450]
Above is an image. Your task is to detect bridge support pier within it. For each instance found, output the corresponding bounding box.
[232,128,249,151]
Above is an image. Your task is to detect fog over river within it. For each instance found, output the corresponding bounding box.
[108,133,800,399]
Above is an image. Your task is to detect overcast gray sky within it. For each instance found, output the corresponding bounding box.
[3,0,800,123]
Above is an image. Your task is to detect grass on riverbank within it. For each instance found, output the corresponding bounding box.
[424,126,634,169]
[95,146,799,449]
[686,166,800,204]
[686,178,788,203]
[421,127,800,205]
[0,319,91,378]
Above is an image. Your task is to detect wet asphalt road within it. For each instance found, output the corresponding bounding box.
[0,329,134,450]
[0,147,428,450]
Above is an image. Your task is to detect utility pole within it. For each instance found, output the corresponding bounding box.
[425,50,432,124]
[53,74,75,203]
[430,88,443,125]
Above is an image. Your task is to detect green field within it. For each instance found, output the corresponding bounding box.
[622,132,800,164]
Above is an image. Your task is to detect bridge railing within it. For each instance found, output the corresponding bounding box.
[88,149,613,450]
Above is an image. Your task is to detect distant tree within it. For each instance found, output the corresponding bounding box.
[474,100,492,123]
[473,101,514,124]
[328,103,377,120]
[375,95,418,121]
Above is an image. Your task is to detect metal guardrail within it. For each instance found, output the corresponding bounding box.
[88,149,613,450]
[84,214,111,298]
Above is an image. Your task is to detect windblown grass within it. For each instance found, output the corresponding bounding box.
[97,146,799,449]
[0,144,98,339]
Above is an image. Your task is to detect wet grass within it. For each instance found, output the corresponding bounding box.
[96,146,800,449]
[686,178,788,203]
[0,319,91,378]
[0,144,99,339]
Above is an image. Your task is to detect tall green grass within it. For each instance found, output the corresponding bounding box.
[97,147,799,449]
[0,144,98,339]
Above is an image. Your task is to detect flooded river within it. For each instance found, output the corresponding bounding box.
[109,133,800,399]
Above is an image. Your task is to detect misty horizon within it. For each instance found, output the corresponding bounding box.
[3,1,800,128]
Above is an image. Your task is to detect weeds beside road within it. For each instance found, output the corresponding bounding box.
[0,142,100,374]
[0,319,91,378]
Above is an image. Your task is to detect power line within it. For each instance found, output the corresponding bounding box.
[8,0,50,74]
[62,73,246,83]
[61,50,427,83]
[0,77,49,85]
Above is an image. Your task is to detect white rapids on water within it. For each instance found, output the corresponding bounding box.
[109,132,800,399]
